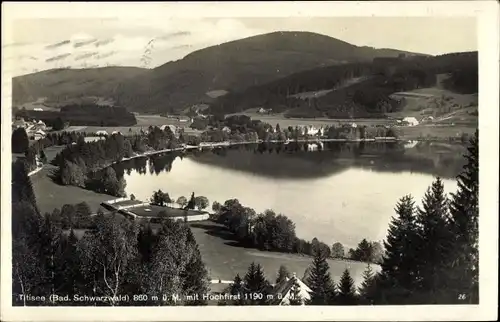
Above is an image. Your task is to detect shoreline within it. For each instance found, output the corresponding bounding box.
[111,136,464,165]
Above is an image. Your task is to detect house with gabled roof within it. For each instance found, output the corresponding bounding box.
[269,273,312,305]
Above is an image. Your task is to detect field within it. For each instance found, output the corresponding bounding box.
[29,145,113,214]
[31,167,112,214]
[57,113,203,136]
[189,221,378,287]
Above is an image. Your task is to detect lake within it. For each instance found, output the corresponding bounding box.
[115,141,465,249]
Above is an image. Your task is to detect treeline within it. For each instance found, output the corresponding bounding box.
[52,127,184,196]
[12,161,210,306]
[211,199,383,264]
[15,104,137,127]
[12,128,119,172]
[208,52,477,118]
[194,114,396,143]
[219,260,373,306]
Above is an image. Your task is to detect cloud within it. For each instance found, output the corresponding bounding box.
[74,51,99,61]
[45,40,71,50]
[45,53,71,62]
[94,38,115,47]
[4,18,266,76]
[74,39,97,48]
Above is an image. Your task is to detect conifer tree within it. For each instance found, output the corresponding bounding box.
[288,278,303,306]
[12,160,38,210]
[57,229,83,301]
[229,274,247,305]
[415,177,454,302]
[182,228,210,306]
[380,195,419,304]
[306,247,335,305]
[358,264,377,304]
[12,127,30,154]
[337,269,357,305]
[276,264,291,284]
[38,213,63,305]
[185,192,196,210]
[447,130,479,303]
[244,262,270,305]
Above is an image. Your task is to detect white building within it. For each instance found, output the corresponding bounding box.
[402,117,419,126]
[270,273,312,305]
[160,124,178,133]
[33,129,46,141]
[222,126,231,134]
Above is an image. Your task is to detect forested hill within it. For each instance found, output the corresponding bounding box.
[12,31,422,112]
[208,51,478,118]
[12,67,148,106]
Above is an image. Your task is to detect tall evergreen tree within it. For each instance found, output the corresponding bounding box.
[447,130,479,303]
[57,229,83,302]
[380,195,419,304]
[244,262,270,305]
[185,192,196,210]
[229,274,247,305]
[358,264,378,304]
[276,264,291,284]
[38,214,63,305]
[288,277,303,306]
[337,269,358,305]
[306,247,335,305]
[182,228,210,306]
[12,127,30,154]
[12,160,38,210]
[415,177,454,303]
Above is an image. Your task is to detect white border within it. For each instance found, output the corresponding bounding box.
[1,1,499,321]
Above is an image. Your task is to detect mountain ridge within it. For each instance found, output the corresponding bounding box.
[12,31,425,112]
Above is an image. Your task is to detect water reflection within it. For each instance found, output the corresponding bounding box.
[113,141,466,180]
[116,141,464,246]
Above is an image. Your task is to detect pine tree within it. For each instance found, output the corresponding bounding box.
[12,160,38,210]
[415,177,454,303]
[12,127,30,154]
[182,228,210,306]
[358,264,377,304]
[229,274,246,305]
[38,213,63,304]
[380,195,419,304]
[185,192,196,210]
[244,262,270,305]
[57,229,83,301]
[337,269,357,305]
[306,247,336,305]
[288,277,303,305]
[447,130,479,303]
[276,264,291,284]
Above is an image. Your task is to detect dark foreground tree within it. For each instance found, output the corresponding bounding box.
[229,274,247,305]
[415,177,454,302]
[337,269,358,305]
[306,247,335,305]
[358,264,378,304]
[379,195,419,304]
[244,262,270,305]
[447,130,479,303]
[276,264,291,284]
[288,277,303,305]
[12,128,30,154]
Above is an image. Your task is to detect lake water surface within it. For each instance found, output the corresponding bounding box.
[117,141,465,248]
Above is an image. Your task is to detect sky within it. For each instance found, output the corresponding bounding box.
[2,16,477,77]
